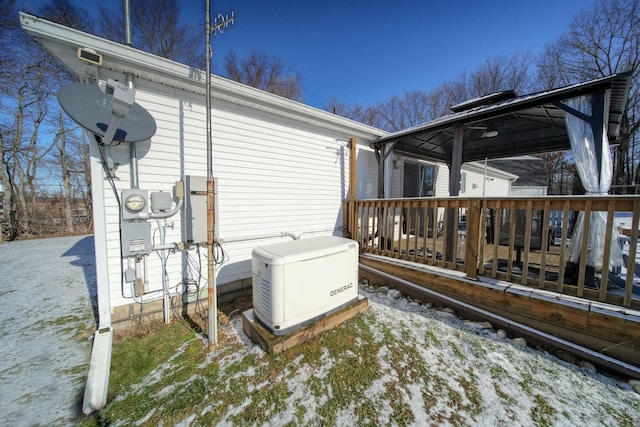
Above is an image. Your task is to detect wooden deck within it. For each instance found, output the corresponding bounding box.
[345,195,640,369]
[359,254,640,370]
[350,196,640,309]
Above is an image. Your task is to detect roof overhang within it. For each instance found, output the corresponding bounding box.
[372,71,633,164]
[19,12,388,141]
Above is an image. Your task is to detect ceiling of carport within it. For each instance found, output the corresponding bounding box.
[372,71,633,164]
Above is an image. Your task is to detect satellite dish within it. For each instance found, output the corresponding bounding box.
[57,83,156,144]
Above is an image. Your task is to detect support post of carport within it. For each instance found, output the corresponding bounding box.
[445,125,464,262]
[591,89,605,187]
[348,137,357,239]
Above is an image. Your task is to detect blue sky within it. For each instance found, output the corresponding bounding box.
[21,0,595,109]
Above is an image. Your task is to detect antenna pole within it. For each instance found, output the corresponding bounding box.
[205,1,235,350]
[123,0,138,188]
[205,0,216,349]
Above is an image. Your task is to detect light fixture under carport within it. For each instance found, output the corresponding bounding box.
[481,129,499,138]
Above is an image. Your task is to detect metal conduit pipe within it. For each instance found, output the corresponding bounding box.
[219,232,298,244]
[124,0,139,190]
[143,254,149,291]
[127,68,138,189]
[219,228,344,244]
[297,227,344,239]
[133,199,184,220]
[359,263,640,379]
[152,243,180,251]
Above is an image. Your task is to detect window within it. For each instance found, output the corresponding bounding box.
[401,160,438,237]
[403,161,437,197]
[460,172,467,194]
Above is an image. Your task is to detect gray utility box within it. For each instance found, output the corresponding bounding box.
[150,191,173,213]
[120,221,151,256]
[183,176,208,244]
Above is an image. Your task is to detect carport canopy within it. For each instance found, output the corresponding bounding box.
[371,71,633,196]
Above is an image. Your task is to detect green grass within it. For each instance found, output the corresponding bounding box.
[81,314,390,426]
[77,301,640,427]
[53,306,94,338]
[530,394,556,427]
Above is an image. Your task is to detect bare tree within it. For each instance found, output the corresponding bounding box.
[377,91,435,132]
[35,0,95,33]
[328,52,535,133]
[1,1,50,238]
[35,0,96,234]
[537,0,640,193]
[1,60,51,238]
[224,51,303,101]
[0,0,17,74]
[325,97,383,128]
[0,0,95,239]
[326,90,436,132]
[468,52,537,95]
[535,152,577,194]
[97,0,204,67]
[398,53,536,124]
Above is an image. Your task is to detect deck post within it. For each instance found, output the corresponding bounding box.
[465,198,480,279]
[445,125,464,262]
[348,137,357,239]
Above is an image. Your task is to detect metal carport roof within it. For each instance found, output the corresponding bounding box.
[371,71,633,165]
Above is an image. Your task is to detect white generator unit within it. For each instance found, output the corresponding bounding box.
[251,236,359,335]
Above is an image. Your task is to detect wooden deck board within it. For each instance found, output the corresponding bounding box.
[242,297,369,355]
[359,255,640,368]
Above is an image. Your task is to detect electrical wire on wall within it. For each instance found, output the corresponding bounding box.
[212,232,229,267]
[99,143,165,308]
[175,245,207,317]
[154,218,177,323]
[97,135,140,303]
[96,135,121,212]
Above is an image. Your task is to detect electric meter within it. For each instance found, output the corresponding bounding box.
[121,189,148,220]
[125,193,146,212]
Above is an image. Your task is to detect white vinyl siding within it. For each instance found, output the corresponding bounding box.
[100,88,378,308]
[388,155,514,199]
[460,172,467,194]
[458,167,511,196]
[356,146,378,199]
[510,186,548,196]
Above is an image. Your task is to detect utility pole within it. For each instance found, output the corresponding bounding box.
[205,1,235,349]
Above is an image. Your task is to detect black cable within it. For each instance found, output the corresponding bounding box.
[95,134,131,304]
[194,245,206,316]
[212,233,229,266]
[95,136,121,212]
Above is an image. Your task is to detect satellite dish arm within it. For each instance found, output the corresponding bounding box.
[101,79,135,145]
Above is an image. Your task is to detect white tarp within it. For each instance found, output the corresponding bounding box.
[565,95,623,268]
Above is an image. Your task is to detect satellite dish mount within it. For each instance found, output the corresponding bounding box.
[57,79,157,179]
[101,79,135,146]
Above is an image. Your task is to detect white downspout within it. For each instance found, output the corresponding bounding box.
[82,131,114,414]
[83,0,136,414]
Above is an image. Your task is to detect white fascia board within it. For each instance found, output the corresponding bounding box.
[463,161,519,181]
[19,12,388,141]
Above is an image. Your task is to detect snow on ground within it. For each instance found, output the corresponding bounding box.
[0,235,96,426]
[112,286,640,425]
[356,287,640,426]
[1,235,639,426]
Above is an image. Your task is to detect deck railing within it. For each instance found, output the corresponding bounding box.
[351,196,640,309]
